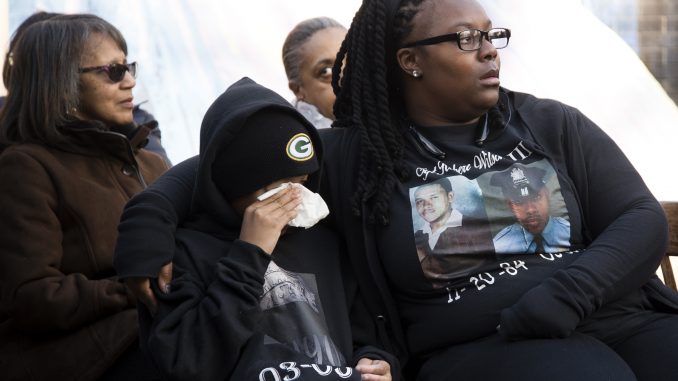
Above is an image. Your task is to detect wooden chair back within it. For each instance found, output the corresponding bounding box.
[659,201,678,292]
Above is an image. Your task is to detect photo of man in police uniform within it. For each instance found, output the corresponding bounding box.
[490,164,571,254]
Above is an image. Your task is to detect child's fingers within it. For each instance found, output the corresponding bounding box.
[356,358,391,381]
[256,187,300,210]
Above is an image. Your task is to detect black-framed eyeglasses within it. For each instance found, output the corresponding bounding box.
[78,62,137,83]
[402,28,511,51]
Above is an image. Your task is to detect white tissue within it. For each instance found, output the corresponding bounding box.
[256,183,291,201]
[256,183,329,228]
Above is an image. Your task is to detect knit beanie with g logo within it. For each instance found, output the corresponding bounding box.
[212,109,319,201]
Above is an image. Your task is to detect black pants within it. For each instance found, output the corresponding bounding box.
[418,310,678,380]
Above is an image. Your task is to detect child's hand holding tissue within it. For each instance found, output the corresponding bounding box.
[239,182,330,254]
[256,182,329,228]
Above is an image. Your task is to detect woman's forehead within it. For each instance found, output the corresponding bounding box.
[412,0,491,33]
[80,33,125,64]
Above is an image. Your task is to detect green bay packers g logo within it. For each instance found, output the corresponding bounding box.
[286,133,314,161]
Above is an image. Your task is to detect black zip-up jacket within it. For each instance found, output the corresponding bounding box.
[317,88,678,368]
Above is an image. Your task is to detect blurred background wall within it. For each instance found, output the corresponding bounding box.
[638,0,678,105]
[585,0,678,106]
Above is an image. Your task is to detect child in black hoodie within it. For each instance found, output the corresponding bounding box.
[118,78,395,380]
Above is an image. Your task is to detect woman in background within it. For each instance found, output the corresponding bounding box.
[283,16,346,129]
[0,14,167,380]
[0,11,171,165]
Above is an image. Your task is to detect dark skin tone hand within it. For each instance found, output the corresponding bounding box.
[126,262,173,315]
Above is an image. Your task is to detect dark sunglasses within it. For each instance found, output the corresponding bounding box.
[78,61,137,83]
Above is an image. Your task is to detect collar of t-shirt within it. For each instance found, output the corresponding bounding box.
[414,120,479,148]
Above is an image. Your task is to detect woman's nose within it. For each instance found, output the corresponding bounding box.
[479,38,498,61]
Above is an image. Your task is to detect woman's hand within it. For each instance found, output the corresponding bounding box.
[239,186,302,254]
[124,261,174,315]
[356,358,391,381]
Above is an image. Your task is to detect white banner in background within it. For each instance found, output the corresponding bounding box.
[7,0,678,200]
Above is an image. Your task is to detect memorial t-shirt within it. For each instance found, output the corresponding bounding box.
[376,117,585,356]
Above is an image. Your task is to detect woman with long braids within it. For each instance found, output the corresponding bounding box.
[115,0,678,379]
[321,0,678,379]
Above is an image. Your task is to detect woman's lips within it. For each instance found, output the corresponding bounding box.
[480,69,500,86]
[120,98,134,108]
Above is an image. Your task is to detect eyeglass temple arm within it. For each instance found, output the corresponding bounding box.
[402,33,459,48]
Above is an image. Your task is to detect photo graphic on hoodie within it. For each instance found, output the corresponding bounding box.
[258,261,346,367]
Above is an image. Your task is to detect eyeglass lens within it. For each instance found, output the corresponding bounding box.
[109,63,136,82]
[459,29,509,51]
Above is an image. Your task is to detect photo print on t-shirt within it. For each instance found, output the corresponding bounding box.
[409,176,495,287]
[476,159,571,255]
[258,262,346,367]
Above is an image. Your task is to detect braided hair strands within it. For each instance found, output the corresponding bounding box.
[332,0,425,225]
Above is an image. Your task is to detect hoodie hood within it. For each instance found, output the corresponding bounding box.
[190,77,323,233]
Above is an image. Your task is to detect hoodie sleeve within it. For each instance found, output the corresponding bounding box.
[338,237,401,380]
[114,156,198,279]
[144,239,271,381]
[319,128,409,369]
[349,295,401,381]
[499,102,668,339]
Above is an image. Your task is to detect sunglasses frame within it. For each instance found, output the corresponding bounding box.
[78,61,137,83]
